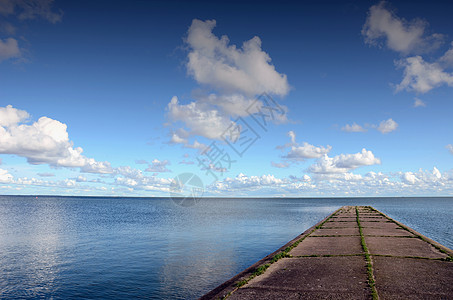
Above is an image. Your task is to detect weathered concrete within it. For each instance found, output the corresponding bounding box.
[310,227,360,236]
[362,227,415,237]
[230,256,372,300]
[373,257,453,299]
[290,236,363,256]
[365,236,448,259]
[200,206,453,300]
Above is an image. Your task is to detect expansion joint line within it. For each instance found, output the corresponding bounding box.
[356,206,379,300]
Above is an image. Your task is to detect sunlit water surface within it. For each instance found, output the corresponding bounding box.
[0,196,451,299]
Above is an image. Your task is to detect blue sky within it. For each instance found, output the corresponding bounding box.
[1,0,453,197]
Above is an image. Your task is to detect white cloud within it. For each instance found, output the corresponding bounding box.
[167,96,237,140]
[37,172,55,177]
[288,131,296,144]
[342,123,367,132]
[341,120,399,134]
[199,93,260,118]
[211,173,285,192]
[0,168,13,183]
[145,159,171,173]
[309,149,381,174]
[184,140,208,152]
[413,97,426,107]
[279,131,331,161]
[377,118,398,134]
[271,161,289,168]
[0,104,28,126]
[207,167,453,196]
[0,0,63,23]
[439,42,453,67]
[400,167,444,186]
[447,144,453,155]
[113,166,171,192]
[0,37,20,62]
[76,175,87,182]
[362,1,443,54]
[166,20,290,146]
[0,105,113,173]
[396,56,453,93]
[401,171,418,184]
[186,19,289,96]
[284,142,332,161]
[169,131,188,144]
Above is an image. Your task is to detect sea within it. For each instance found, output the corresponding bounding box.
[0,196,452,299]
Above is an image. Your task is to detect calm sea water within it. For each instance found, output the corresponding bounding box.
[0,196,452,299]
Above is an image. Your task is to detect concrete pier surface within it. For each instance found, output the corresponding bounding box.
[201,206,453,299]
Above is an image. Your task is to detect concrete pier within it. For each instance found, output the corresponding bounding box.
[201,206,453,299]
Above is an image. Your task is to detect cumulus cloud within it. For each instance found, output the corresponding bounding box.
[0,105,113,173]
[186,19,289,96]
[199,93,263,118]
[167,96,237,140]
[166,19,290,146]
[401,171,419,184]
[0,168,13,183]
[211,173,285,192]
[362,1,443,54]
[284,142,332,161]
[447,144,453,155]
[413,97,426,107]
[207,166,453,196]
[341,123,367,132]
[400,167,444,185]
[396,56,453,93]
[0,37,20,62]
[309,149,381,174]
[362,2,453,95]
[377,118,398,134]
[278,131,331,161]
[113,166,171,192]
[439,42,453,68]
[75,175,87,182]
[145,159,171,173]
[0,104,28,126]
[0,0,63,23]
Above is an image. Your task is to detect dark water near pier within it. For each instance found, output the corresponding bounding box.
[0,196,451,299]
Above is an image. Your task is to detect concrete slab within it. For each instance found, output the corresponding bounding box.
[359,217,388,221]
[290,236,363,256]
[230,287,372,300]
[322,221,359,228]
[234,257,372,299]
[360,222,400,229]
[373,256,453,299]
[362,227,415,237]
[329,218,358,223]
[311,227,360,236]
[365,236,448,259]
